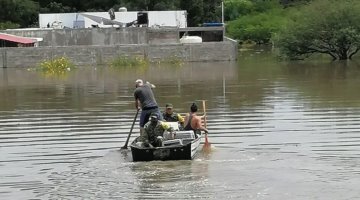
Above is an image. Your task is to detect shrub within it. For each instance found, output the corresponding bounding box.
[227,7,287,44]
[37,56,75,76]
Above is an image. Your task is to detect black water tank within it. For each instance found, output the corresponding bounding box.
[137,12,148,25]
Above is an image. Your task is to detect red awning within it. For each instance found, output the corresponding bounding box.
[0,33,35,44]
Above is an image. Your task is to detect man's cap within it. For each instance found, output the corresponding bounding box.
[149,113,159,120]
[135,79,143,85]
[165,103,173,108]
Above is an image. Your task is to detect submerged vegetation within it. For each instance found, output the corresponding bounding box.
[110,56,148,68]
[155,56,184,66]
[277,0,360,60]
[110,55,184,68]
[37,56,75,76]
[226,0,360,60]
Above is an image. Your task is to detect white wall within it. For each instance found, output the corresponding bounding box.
[82,12,138,28]
[148,11,187,28]
[39,13,84,28]
[39,11,187,29]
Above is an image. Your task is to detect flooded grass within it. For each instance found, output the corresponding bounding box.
[110,56,148,68]
[153,56,184,66]
[110,55,184,68]
[36,56,75,77]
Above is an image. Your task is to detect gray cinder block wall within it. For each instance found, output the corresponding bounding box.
[1,42,237,68]
[1,28,238,68]
[3,28,179,46]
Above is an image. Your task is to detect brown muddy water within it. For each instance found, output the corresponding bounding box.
[1,50,360,199]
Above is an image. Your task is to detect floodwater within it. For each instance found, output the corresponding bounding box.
[1,50,360,199]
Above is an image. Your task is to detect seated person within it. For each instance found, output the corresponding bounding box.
[184,103,208,136]
[140,113,174,147]
[162,103,185,130]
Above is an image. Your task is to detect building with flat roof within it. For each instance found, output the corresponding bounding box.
[39,11,187,29]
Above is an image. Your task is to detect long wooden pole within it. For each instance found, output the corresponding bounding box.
[202,100,207,128]
[121,110,139,149]
[202,100,210,150]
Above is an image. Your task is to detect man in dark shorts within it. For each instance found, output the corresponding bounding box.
[134,79,162,136]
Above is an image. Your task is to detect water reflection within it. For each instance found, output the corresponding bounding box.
[1,54,360,199]
[43,149,211,199]
[132,160,210,199]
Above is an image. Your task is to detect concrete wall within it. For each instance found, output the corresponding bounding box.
[2,27,224,46]
[147,29,179,44]
[0,41,237,68]
[3,28,179,46]
[0,49,5,68]
[3,28,149,46]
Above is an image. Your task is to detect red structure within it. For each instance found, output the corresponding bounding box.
[0,33,36,47]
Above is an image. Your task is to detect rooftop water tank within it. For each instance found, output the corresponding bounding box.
[119,7,127,12]
[180,36,202,43]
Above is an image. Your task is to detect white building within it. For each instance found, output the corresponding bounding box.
[39,11,187,29]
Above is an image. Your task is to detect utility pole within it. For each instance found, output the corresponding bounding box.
[221,0,224,24]
[222,0,225,41]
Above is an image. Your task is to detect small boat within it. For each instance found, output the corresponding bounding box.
[130,130,202,162]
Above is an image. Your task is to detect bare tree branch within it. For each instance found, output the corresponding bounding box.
[349,47,360,59]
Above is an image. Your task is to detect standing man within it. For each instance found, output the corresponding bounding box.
[134,79,162,136]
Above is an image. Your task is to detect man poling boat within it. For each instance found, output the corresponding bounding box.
[122,80,211,161]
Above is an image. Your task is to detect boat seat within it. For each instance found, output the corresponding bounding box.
[163,139,183,146]
[174,131,195,139]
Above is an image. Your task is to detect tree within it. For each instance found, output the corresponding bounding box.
[279,0,311,7]
[180,0,204,26]
[0,0,39,27]
[224,0,253,21]
[277,0,360,60]
[40,2,74,13]
[0,21,20,30]
[202,0,222,23]
[226,4,286,44]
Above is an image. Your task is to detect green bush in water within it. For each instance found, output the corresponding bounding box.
[37,56,75,76]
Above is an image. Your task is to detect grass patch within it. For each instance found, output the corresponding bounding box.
[110,56,148,67]
[152,56,184,66]
[37,56,75,76]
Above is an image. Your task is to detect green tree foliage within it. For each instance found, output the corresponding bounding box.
[202,0,222,23]
[0,0,39,28]
[277,0,360,60]
[0,21,20,30]
[224,0,253,21]
[279,0,311,7]
[40,2,74,13]
[180,0,204,26]
[226,2,286,44]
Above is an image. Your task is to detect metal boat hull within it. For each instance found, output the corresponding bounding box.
[130,136,201,162]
